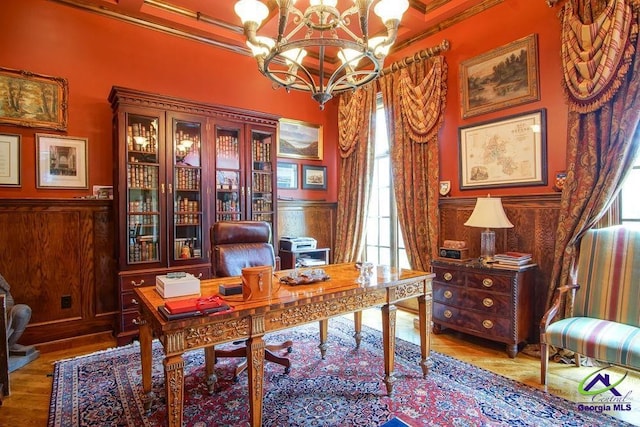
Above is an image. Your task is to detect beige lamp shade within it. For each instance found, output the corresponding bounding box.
[464,196,513,262]
[464,196,514,229]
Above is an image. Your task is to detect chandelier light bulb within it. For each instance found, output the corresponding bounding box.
[338,48,363,68]
[234,0,269,25]
[374,0,409,22]
[281,48,307,65]
[310,0,338,6]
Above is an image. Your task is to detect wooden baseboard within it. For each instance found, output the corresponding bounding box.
[34,331,116,354]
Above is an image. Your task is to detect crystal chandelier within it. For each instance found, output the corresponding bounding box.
[234,0,409,109]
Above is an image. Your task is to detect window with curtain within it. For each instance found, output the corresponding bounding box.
[621,149,640,228]
[365,98,410,268]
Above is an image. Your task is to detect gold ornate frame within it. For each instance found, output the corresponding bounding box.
[277,118,323,160]
[459,34,539,119]
[0,67,68,131]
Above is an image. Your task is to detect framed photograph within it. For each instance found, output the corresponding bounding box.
[0,134,21,187]
[92,185,113,199]
[459,109,547,190]
[302,165,327,190]
[459,34,539,119]
[277,162,298,189]
[278,118,323,160]
[0,67,68,131]
[36,134,88,189]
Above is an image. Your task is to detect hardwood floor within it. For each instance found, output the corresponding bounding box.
[1,309,639,426]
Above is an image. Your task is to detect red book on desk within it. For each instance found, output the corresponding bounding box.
[165,295,225,314]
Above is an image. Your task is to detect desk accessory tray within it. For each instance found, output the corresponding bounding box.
[279,269,330,286]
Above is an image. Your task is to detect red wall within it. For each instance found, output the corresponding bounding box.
[0,0,339,202]
[386,0,567,198]
[0,0,566,202]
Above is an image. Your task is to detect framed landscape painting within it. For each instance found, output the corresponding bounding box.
[0,67,68,131]
[278,118,323,160]
[459,34,539,119]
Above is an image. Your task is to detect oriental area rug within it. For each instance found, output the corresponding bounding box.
[48,317,634,427]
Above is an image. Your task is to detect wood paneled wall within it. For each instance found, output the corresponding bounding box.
[277,200,338,261]
[439,193,562,335]
[0,199,117,347]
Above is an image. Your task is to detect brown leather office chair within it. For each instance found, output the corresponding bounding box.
[210,220,292,380]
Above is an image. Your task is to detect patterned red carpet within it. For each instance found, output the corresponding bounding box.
[48,317,633,426]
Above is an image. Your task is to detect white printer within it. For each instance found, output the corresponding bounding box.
[279,236,317,251]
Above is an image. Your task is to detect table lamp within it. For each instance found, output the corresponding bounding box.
[464,195,513,263]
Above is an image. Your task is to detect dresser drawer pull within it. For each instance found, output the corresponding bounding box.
[444,309,453,318]
[443,290,453,299]
[131,279,145,287]
[132,317,141,325]
[482,319,494,329]
[482,298,494,307]
[443,272,453,281]
[482,278,493,288]
[131,298,139,305]
[196,273,203,279]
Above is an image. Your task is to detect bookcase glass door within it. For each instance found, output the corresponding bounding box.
[172,118,204,262]
[250,128,274,226]
[126,113,160,264]
[215,126,243,221]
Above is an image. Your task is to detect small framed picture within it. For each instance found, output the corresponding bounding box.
[277,162,298,189]
[0,133,21,187]
[36,133,88,189]
[302,165,327,190]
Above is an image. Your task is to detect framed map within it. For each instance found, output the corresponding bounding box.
[458,109,547,190]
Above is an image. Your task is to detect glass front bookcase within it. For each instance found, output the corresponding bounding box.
[171,118,204,262]
[125,113,161,264]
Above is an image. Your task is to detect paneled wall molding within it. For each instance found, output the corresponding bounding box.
[0,198,116,347]
[277,200,338,262]
[439,192,562,339]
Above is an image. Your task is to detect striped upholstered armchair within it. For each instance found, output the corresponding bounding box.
[540,226,640,385]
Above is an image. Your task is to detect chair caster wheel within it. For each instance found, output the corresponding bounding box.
[233,376,239,383]
[287,347,293,353]
[284,367,291,374]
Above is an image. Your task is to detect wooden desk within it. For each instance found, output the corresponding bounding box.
[134,263,434,427]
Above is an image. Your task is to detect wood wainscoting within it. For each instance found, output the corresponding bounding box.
[277,200,337,262]
[438,193,562,340]
[398,194,561,337]
[0,199,117,349]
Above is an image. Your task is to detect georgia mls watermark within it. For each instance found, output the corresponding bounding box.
[577,367,633,413]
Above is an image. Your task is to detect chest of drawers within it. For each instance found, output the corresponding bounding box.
[431,259,536,358]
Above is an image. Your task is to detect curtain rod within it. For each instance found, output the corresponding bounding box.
[380,39,450,77]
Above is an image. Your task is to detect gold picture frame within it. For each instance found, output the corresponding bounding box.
[277,118,323,160]
[0,67,68,131]
[36,133,88,189]
[459,34,539,119]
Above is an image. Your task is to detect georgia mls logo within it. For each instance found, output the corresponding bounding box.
[577,367,633,413]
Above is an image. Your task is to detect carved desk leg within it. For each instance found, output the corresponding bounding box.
[418,293,434,378]
[318,319,328,359]
[204,346,217,393]
[353,311,362,349]
[247,335,266,427]
[138,321,155,411]
[164,354,185,427]
[381,303,397,395]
